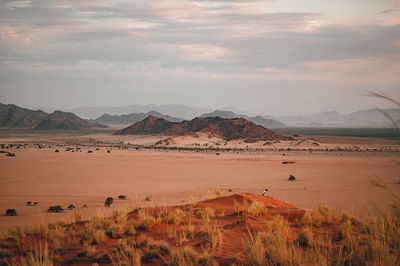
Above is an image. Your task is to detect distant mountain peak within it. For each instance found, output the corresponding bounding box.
[200,110,285,128]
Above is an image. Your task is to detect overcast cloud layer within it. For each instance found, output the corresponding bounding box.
[0,0,399,116]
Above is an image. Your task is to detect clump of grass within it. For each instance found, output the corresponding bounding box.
[264,215,288,238]
[167,226,177,240]
[92,229,106,244]
[215,189,224,198]
[312,212,323,227]
[234,199,266,217]
[337,219,352,241]
[134,209,159,230]
[244,232,267,265]
[109,223,124,239]
[111,239,142,266]
[171,208,187,225]
[23,243,53,266]
[297,227,313,247]
[209,228,223,250]
[317,204,339,225]
[169,246,198,266]
[197,250,216,266]
[113,209,128,225]
[204,207,216,218]
[248,200,266,216]
[74,208,82,223]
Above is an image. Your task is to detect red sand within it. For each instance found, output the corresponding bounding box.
[0,144,399,232]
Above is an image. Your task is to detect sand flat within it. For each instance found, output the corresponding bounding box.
[0,143,399,232]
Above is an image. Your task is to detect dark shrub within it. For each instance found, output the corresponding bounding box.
[26,201,32,206]
[288,175,296,181]
[5,209,17,216]
[118,195,127,200]
[47,206,63,213]
[67,204,75,210]
[105,197,113,207]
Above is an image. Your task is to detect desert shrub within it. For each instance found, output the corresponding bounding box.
[264,215,288,238]
[92,229,106,244]
[337,219,352,241]
[134,209,158,230]
[74,209,82,223]
[113,209,128,225]
[317,204,339,224]
[125,223,137,237]
[195,209,207,220]
[197,251,216,266]
[112,241,142,266]
[297,227,313,247]
[299,212,313,226]
[244,233,266,265]
[248,200,266,216]
[312,212,323,227]
[167,226,177,240]
[23,243,52,266]
[209,228,223,250]
[171,208,186,225]
[234,199,250,217]
[184,222,195,240]
[169,247,198,266]
[215,189,224,198]
[109,223,124,239]
[105,197,113,207]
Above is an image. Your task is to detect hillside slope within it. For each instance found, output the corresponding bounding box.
[114,115,289,141]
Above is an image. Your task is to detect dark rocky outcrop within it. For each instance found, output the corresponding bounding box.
[114,116,291,142]
[0,103,47,128]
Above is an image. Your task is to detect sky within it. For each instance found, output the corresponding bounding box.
[0,0,399,116]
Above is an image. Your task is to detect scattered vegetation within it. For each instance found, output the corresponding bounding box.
[0,192,399,265]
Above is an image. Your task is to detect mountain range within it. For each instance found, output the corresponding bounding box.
[0,103,47,128]
[68,104,212,120]
[200,110,285,128]
[89,111,183,125]
[278,109,400,127]
[0,103,106,130]
[114,115,290,142]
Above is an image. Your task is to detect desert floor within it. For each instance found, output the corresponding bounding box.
[0,132,399,232]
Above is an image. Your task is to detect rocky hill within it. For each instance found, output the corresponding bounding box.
[0,103,47,127]
[33,110,105,130]
[114,115,290,141]
[91,111,183,125]
[200,110,285,128]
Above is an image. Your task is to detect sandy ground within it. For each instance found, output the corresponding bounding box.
[0,132,399,232]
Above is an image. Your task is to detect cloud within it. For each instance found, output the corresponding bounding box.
[0,0,399,114]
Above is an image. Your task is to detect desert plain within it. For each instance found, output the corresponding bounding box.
[0,131,399,232]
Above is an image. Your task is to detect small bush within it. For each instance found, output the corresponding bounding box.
[248,200,266,216]
[92,229,106,244]
[300,212,313,226]
[297,227,313,247]
[105,197,113,207]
